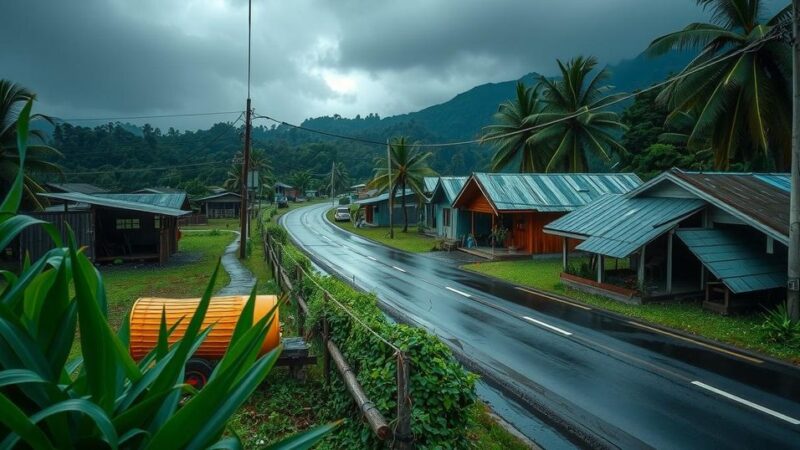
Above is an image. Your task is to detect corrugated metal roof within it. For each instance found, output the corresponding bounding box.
[355,189,415,205]
[545,194,705,258]
[95,193,188,210]
[46,182,109,194]
[39,192,191,217]
[754,174,790,192]
[194,192,241,202]
[430,177,468,205]
[676,228,786,294]
[472,173,642,212]
[423,177,439,194]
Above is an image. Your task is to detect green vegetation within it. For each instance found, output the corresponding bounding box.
[326,208,438,253]
[483,82,547,172]
[463,258,800,364]
[368,136,436,232]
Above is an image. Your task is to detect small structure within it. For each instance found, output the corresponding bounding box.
[274,182,298,200]
[194,192,242,219]
[46,182,109,195]
[356,190,418,227]
[427,177,468,241]
[23,192,191,264]
[544,169,789,312]
[305,190,318,199]
[351,183,369,199]
[451,173,641,258]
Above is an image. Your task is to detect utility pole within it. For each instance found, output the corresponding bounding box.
[330,161,335,207]
[387,139,394,239]
[238,0,253,259]
[789,0,800,319]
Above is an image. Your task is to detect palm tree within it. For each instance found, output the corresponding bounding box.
[320,161,350,197]
[289,170,313,196]
[369,136,436,233]
[646,0,791,170]
[527,56,628,172]
[0,80,62,209]
[223,148,272,193]
[482,82,548,172]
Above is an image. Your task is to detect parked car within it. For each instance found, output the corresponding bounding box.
[334,207,351,222]
[274,195,289,208]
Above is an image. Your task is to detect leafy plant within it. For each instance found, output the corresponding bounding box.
[0,102,339,449]
[761,303,800,345]
[489,226,508,248]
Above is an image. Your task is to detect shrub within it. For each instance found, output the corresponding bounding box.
[761,303,800,345]
[0,102,338,449]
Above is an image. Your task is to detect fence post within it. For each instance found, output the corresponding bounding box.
[394,352,413,449]
[323,292,331,385]
[295,265,305,336]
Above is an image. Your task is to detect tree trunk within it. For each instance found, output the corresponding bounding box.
[402,178,408,232]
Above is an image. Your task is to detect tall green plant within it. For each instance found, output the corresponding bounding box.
[646,0,792,170]
[0,101,339,449]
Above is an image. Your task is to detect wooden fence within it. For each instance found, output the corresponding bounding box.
[263,233,413,449]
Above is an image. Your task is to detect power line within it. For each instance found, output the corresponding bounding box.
[58,110,244,122]
[254,30,779,150]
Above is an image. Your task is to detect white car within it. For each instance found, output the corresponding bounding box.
[334,207,351,222]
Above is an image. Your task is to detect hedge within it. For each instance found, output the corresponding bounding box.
[264,224,477,449]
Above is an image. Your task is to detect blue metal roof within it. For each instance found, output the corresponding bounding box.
[39,192,191,217]
[472,173,642,212]
[676,228,786,294]
[355,189,415,205]
[545,194,706,258]
[754,174,790,192]
[423,177,439,194]
[430,177,468,205]
[95,193,188,210]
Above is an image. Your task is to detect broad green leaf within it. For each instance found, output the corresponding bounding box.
[0,100,32,216]
[230,285,258,348]
[0,393,54,450]
[156,306,168,361]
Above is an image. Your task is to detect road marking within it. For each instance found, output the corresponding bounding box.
[691,381,800,425]
[446,286,472,298]
[523,316,573,336]
[392,266,407,273]
[367,256,377,261]
[627,321,763,364]
[515,287,592,311]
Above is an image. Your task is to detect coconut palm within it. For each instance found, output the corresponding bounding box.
[646,0,792,170]
[320,161,350,197]
[0,80,62,209]
[528,56,628,172]
[289,170,313,196]
[222,148,272,192]
[482,82,548,172]
[369,136,436,233]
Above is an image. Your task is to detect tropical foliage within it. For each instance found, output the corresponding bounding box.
[318,161,350,197]
[0,80,62,210]
[368,136,436,232]
[646,0,792,170]
[0,102,338,449]
[223,148,272,193]
[482,57,627,173]
[288,170,313,196]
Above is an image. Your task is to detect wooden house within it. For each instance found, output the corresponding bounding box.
[544,169,789,313]
[356,190,418,227]
[21,192,192,264]
[426,177,468,241]
[194,192,242,218]
[451,173,641,258]
[274,182,298,200]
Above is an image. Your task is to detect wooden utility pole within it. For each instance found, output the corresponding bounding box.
[330,161,335,206]
[239,0,253,259]
[789,0,800,320]
[387,139,394,239]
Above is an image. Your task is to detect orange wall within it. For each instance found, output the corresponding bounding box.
[509,212,573,254]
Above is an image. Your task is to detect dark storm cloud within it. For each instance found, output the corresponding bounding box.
[0,0,788,128]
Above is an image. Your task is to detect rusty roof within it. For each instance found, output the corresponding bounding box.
[668,170,789,240]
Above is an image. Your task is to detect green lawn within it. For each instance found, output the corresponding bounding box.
[464,258,800,364]
[325,208,438,253]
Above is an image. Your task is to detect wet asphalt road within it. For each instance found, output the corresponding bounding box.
[282,203,800,449]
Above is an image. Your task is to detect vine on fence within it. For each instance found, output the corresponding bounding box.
[264,224,477,449]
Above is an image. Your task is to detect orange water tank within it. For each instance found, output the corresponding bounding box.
[129,295,280,361]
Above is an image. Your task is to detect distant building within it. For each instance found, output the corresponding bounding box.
[132,187,185,195]
[356,190,418,227]
[194,192,242,218]
[46,182,109,195]
[544,169,789,313]
[274,182,298,200]
[426,177,469,240]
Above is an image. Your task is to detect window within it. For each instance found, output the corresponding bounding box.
[443,208,451,227]
[116,218,140,230]
[154,216,161,229]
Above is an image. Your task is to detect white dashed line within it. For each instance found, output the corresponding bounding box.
[367,256,378,261]
[446,286,472,298]
[522,316,573,336]
[392,266,406,273]
[691,381,800,425]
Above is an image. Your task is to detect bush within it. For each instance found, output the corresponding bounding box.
[761,303,800,345]
[0,102,338,449]
[266,227,477,449]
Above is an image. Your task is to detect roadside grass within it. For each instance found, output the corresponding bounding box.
[325,208,438,253]
[463,258,800,364]
[468,403,532,450]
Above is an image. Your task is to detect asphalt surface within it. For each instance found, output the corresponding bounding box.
[282,203,800,449]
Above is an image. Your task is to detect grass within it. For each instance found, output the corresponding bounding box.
[463,258,800,364]
[325,208,438,253]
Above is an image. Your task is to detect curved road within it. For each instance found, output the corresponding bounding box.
[282,203,800,449]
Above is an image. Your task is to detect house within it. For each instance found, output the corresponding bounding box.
[426,177,468,241]
[22,192,191,264]
[544,169,789,313]
[351,183,369,199]
[194,192,242,218]
[274,182,298,200]
[356,190,418,227]
[451,173,642,258]
[46,182,109,195]
[132,187,184,195]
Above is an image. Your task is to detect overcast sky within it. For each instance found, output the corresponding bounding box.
[0,1,784,130]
